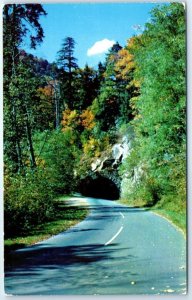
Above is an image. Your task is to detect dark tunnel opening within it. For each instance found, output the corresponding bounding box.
[78,175,120,200]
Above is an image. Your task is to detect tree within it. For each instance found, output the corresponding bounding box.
[115,37,140,119]
[74,64,99,111]
[92,42,133,131]
[5,59,45,170]
[33,130,79,194]
[4,4,47,78]
[3,4,47,172]
[57,37,78,72]
[57,37,78,110]
[121,3,186,206]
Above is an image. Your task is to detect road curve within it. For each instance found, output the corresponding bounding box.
[4,197,186,295]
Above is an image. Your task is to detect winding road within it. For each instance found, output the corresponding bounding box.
[5,197,186,295]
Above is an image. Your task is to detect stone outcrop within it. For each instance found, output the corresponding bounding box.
[78,133,133,200]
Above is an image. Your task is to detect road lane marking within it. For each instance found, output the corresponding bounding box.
[105,226,123,246]
[120,212,124,219]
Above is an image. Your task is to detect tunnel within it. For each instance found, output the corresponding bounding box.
[78,175,120,200]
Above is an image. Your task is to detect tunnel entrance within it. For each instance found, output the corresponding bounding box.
[78,175,120,200]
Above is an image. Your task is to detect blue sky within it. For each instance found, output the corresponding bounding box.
[25,2,159,68]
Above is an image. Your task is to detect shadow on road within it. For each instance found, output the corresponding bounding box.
[5,242,135,275]
[5,205,146,273]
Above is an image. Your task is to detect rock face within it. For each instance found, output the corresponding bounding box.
[112,135,131,163]
[78,133,132,200]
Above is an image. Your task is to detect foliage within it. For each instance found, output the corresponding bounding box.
[120,3,186,212]
[61,107,96,137]
[33,130,79,194]
[4,2,186,240]
[74,64,100,110]
[4,4,46,49]
[4,59,38,171]
[4,169,54,238]
[36,84,55,130]
[4,127,80,237]
[61,109,80,131]
[80,108,96,130]
[4,199,88,265]
[57,37,78,72]
[57,37,78,110]
[92,42,134,131]
[3,4,47,172]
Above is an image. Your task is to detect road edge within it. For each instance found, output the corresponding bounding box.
[150,210,186,240]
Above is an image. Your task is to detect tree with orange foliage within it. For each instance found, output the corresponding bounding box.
[61,107,95,134]
[115,37,141,117]
[80,108,95,130]
[36,84,55,130]
[92,42,135,131]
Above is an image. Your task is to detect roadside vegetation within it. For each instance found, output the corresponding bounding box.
[4,196,88,261]
[4,2,186,249]
[118,3,186,234]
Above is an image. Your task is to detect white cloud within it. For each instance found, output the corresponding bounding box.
[87,39,115,56]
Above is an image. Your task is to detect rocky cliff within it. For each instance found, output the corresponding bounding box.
[78,130,134,200]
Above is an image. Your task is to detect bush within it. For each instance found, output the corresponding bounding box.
[4,169,55,238]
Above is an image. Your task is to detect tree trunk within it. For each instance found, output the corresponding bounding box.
[12,98,24,172]
[54,80,60,128]
[25,105,36,169]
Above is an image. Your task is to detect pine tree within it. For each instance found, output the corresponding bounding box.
[57,37,78,110]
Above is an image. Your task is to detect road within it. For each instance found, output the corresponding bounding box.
[4,197,186,295]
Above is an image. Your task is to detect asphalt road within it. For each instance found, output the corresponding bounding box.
[4,197,186,295]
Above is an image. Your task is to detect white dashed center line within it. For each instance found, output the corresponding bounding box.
[105,226,123,246]
[120,212,125,219]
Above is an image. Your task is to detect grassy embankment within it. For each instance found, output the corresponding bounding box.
[4,196,89,254]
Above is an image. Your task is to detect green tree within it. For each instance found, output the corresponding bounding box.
[74,64,99,111]
[97,61,106,84]
[4,59,47,171]
[3,4,47,172]
[57,37,78,110]
[92,42,133,131]
[34,130,79,194]
[121,3,186,207]
[4,4,47,79]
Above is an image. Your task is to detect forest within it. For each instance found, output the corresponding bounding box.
[4,3,186,240]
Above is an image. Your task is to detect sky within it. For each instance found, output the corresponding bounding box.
[26,2,158,68]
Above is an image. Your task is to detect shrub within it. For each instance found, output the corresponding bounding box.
[4,169,54,238]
